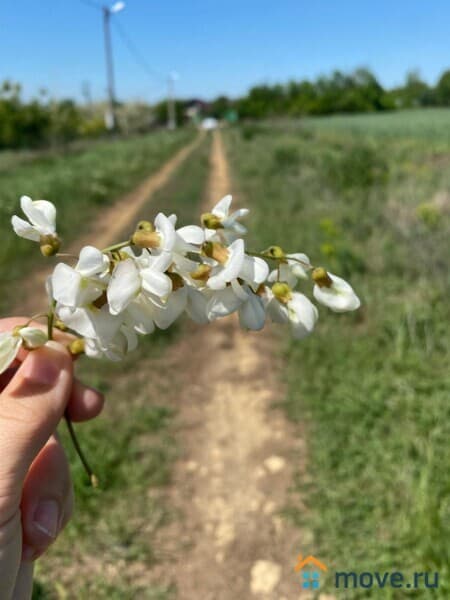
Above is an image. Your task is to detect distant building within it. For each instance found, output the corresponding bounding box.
[201,117,219,130]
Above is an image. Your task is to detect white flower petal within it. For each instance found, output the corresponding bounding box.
[239,255,269,286]
[153,288,187,329]
[77,246,109,277]
[21,196,56,233]
[287,253,311,279]
[126,295,156,334]
[19,327,48,348]
[265,291,289,324]
[155,212,176,252]
[207,239,245,290]
[177,225,205,245]
[108,259,141,315]
[212,194,232,218]
[11,215,40,241]
[287,292,318,339]
[239,290,266,331]
[141,269,172,298]
[206,287,243,320]
[313,273,361,313]
[0,333,22,374]
[185,287,209,324]
[268,264,297,288]
[231,278,249,301]
[51,263,83,308]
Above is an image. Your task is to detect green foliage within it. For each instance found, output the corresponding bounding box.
[226,112,450,598]
[0,129,195,312]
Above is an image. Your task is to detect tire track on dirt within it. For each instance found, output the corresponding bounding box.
[16,133,204,315]
[153,130,311,600]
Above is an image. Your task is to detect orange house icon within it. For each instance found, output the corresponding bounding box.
[294,554,328,573]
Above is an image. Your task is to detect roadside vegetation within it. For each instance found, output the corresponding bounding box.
[0,128,194,313]
[32,135,211,599]
[225,112,450,598]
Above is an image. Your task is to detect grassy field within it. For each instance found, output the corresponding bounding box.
[226,112,450,598]
[0,129,194,313]
[32,135,211,599]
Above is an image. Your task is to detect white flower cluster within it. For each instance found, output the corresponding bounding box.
[1,194,361,373]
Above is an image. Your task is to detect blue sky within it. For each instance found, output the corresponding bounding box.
[2,0,450,103]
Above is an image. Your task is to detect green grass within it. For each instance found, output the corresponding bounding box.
[225,112,450,599]
[32,135,211,599]
[0,129,195,313]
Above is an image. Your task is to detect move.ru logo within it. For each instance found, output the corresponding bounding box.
[294,554,328,590]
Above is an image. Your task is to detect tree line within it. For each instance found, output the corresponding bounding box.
[208,68,450,119]
[3,68,450,149]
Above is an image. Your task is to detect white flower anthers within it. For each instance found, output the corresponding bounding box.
[10,193,361,362]
[0,327,48,374]
[11,196,60,256]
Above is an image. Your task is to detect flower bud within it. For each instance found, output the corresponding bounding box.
[201,241,229,264]
[263,245,285,259]
[40,234,60,257]
[131,230,161,248]
[201,212,223,230]
[272,282,292,304]
[136,220,154,232]
[312,267,333,288]
[190,263,212,281]
[18,327,48,349]
[68,338,86,356]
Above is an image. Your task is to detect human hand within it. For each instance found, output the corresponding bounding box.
[0,318,104,599]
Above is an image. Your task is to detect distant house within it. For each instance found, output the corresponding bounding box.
[184,99,209,124]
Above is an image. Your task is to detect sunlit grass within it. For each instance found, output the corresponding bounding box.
[225,114,450,598]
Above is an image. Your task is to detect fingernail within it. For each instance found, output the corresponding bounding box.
[22,345,63,387]
[33,499,60,539]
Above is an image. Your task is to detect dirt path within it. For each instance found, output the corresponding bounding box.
[153,130,310,600]
[16,133,203,314]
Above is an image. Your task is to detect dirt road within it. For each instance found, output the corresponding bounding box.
[153,130,310,600]
[16,133,203,315]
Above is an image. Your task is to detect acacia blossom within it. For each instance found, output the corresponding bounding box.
[4,194,361,370]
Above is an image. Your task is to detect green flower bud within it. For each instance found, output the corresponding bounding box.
[272,281,292,304]
[263,245,285,259]
[68,338,86,356]
[136,220,154,232]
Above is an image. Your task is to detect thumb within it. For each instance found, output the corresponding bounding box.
[0,341,73,518]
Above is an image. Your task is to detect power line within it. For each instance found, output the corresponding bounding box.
[112,18,166,85]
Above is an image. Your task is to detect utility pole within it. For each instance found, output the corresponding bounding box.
[167,72,178,130]
[103,6,116,130]
[99,2,125,131]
